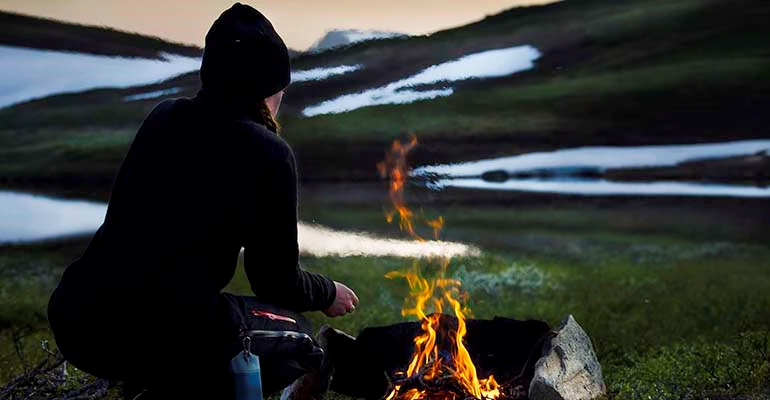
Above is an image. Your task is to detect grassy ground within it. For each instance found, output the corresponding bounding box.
[1,0,769,397]
[2,187,769,399]
[0,239,88,384]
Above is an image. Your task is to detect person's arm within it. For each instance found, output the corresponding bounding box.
[240,135,336,312]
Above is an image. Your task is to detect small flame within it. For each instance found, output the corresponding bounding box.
[379,136,501,400]
[377,135,444,242]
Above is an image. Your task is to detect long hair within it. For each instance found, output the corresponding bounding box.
[256,101,281,134]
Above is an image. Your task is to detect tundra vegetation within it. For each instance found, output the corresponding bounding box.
[1,0,769,398]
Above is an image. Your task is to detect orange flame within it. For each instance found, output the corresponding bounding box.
[379,136,501,400]
[377,135,444,242]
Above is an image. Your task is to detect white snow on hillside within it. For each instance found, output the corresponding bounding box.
[302,45,541,117]
[309,29,405,53]
[291,65,362,83]
[0,45,200,108]
[342,30,404,44]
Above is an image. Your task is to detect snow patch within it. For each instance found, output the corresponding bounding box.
[310,29,406,53]
[341,30,404,44]
[291,65,362,83]
[302,45,541,117]
[0,45,200,108]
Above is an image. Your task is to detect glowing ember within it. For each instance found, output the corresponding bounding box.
[378,136,501,400]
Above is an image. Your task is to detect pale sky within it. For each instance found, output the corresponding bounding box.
[0,0,557,50]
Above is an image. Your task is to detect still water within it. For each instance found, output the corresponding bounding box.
[415,139,770,197]
[0,191,106,243]
[0,191,478,257]
[429,178,770,197]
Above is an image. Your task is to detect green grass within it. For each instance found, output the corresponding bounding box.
[0,127,134,186]
[229,240,770,399]
[0,240,87,383]
[1,0,769,185]
[611,334,770,399]
[2,198,770,398]
[295,191,770,398]
[4,54,768,186]
[282,57,770,145]
[2,0,770,397]
[299,191,770,247]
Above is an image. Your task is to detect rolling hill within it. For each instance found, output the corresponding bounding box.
[0,11,205,109]
[1,0,769,190]
[0,10,201,58]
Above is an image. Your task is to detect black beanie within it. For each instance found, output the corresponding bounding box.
[200,3,291,102]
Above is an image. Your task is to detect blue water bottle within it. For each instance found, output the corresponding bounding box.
[231,336,263,400]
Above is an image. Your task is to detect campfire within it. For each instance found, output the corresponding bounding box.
[282,136,603,400]
[376,136,504,400]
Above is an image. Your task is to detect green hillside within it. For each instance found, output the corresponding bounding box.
[2,3,770,398]
[0,10,202,58]
[1,0,769,188]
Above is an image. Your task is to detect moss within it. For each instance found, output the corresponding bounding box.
[609,333,770,399]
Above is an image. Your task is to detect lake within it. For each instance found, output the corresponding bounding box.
[0,190,477,257]
[414,139,770,197]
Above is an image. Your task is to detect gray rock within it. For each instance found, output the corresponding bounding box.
[529,314,606,400]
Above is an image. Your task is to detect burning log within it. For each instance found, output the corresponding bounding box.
[284,136,605,400]
[330,136,553,400]
[323,315,552,400]
[285,136,600,400]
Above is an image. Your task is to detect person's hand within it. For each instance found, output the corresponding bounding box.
[323,281,359,317]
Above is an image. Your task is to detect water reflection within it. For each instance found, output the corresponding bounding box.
[0,191,479,257]
[0,191,106,243]
[415,139,770,197]
[414,140,770,177]
[430,177,770,197]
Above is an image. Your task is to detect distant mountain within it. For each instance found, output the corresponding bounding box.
[308,29,406,53]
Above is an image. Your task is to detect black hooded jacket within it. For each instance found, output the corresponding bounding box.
[46,90,336,383]
[49,1,335,321]
[52,89,335,312]
[47,6,337,377]
[49,90,336,340]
